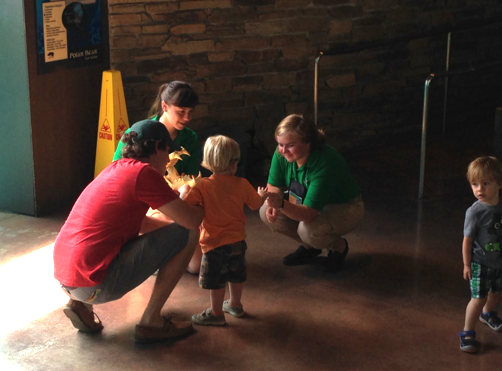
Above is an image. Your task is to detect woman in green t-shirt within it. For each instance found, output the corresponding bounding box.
[113,81,200,176]
[260,114,364,273]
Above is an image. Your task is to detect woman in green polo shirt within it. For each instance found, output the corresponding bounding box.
[260,114,364,273]
[113,81,202,273]
[113,81,200,176]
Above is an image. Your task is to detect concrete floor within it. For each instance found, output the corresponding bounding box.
[1,131,501,370]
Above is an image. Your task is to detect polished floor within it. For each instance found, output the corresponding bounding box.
[1,130,501,371]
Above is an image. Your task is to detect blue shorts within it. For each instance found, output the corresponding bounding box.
[61,223,189,304]
[470,261,502,299]
[199,240,247,290]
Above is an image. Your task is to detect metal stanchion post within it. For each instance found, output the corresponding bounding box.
[419,74,435,199]
[314,52,323,127]
[443,32,451,134]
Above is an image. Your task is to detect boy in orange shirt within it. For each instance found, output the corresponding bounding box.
[181,135,268,325]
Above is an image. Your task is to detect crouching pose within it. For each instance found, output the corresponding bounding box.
[53,120,203,343]
[260,114,364,273]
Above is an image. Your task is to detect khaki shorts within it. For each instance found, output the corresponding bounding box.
[259,195,364,250]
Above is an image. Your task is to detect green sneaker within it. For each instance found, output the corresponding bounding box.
[192,308,226,326]
[223,300,245,318]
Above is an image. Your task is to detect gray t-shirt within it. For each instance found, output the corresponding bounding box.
[464,200,502,270]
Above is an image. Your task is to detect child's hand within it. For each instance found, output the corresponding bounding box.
[178,184,192,200]
[257,186,268,197]
[463,264,472,280]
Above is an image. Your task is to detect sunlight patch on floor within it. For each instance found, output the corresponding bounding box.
[0,243,68,337]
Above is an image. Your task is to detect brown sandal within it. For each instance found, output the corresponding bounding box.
[134,316,193,344]
[63,299,104,333]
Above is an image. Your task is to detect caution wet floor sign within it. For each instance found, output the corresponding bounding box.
[94,70,129,177]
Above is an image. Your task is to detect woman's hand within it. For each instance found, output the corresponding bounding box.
[266,192,283,209]
[265,206,278,224]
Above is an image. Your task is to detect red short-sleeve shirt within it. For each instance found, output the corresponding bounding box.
[53,159,177,287]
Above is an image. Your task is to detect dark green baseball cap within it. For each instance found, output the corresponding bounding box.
[129,119,181,152]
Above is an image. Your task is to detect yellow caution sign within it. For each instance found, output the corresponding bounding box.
[94,70,129,177]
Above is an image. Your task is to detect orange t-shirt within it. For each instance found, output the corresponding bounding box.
[184,174,263,253]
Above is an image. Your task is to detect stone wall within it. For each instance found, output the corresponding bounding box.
[108,0,502,155]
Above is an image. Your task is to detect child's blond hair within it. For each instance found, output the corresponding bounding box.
[466,156,502,184]
[201,135,240,173]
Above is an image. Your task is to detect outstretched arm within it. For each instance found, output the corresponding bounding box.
[266,191,319,223]
[257,186,269,205]
[158,198,203,230]
[140,213,173,235]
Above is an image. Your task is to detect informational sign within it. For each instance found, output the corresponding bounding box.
[42,2,67,62]
[36,0,104,74]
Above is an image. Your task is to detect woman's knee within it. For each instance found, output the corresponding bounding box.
[259,203,269,225]
[297,222,310,244]
[297,221,335,249]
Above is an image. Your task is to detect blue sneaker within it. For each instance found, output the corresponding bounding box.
[458,330,477,353]
[479,311,502,331]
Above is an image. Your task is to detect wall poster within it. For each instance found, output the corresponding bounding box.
[36,0,104,74]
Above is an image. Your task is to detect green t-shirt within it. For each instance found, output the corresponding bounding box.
[267,144,360,211]
[113,120,200,176]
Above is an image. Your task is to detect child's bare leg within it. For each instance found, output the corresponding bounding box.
[228,282,244,308]
[210,287,225,315]
[482,292,500,313]
[464,297,488,331]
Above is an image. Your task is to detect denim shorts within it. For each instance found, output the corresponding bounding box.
[61,223,189,304]
[470,261,502,298]
[199,240,247,290]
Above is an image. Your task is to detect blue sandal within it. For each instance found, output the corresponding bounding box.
[479,311,502,331]
[458,330,477,353]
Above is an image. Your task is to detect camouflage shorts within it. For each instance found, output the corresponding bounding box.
[199,240,247,290]
[470,261,502,298]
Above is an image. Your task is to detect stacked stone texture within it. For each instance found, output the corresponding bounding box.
[109,0,502,153]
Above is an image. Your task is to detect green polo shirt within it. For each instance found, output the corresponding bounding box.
[113,118,200,176]
[267,144,360,211]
